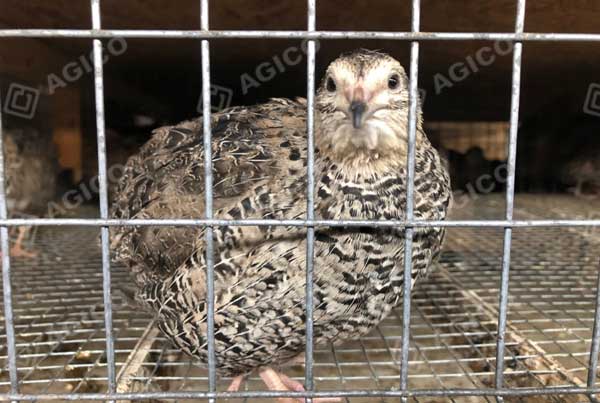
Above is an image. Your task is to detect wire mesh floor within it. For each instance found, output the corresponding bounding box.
[1,194,599,402]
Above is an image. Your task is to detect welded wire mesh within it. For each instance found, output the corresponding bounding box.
[0,197,598,402]
[0,0,600,401]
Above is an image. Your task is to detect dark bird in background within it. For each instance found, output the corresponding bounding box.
[3,128,58,257]
[516,112,600,193]
[446,147,497,192]
[562,150,600,198]
[92,128,146,202]
[111,50,451,401]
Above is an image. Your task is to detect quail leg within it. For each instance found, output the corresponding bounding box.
[10,227,37,258]
[226,375,246,392]
[259,367,342,403]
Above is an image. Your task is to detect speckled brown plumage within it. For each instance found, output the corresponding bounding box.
[111,50,451,388]
[3,128,57,215]
[2,128,58,257]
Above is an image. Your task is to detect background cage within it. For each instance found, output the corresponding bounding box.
[1,0,600,401]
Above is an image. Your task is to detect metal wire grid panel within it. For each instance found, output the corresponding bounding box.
[0,0,600,401]
[0,197,599,403]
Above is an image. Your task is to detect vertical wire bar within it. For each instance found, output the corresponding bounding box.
[399,0,420,400]
[586,261,600,395]
[305,0,316,400]
[0,92,19,400]
[200,0,216,397]
[494,0,526,398]
[90,0,116,397]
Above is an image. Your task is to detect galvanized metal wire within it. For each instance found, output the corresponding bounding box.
[90,2,116,400]
[1,30,600,42]
[1,0,600,401]
[1,199,599,401]
[199,0,217,398]
[399,0,421,400]
[494,2,527,401]
[305,0,317,399]
[0,65,18,402]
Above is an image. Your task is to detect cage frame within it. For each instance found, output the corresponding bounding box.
[1,0,600,401]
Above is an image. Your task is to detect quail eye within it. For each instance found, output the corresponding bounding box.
[388,74,400,90]
[326,77,337,92]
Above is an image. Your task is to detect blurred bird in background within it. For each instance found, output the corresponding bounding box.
[111,49,451,400]
[3,128,58,257]
[562,149,600,198]
[86,128,146,203]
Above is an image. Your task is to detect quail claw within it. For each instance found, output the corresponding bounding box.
[259,367,342,403]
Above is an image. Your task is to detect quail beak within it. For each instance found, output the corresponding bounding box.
[350,101,367,129]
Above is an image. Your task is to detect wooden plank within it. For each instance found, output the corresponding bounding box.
[52,86,83,183]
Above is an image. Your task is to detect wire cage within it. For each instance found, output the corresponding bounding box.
[1,197,600,403]
[1,0,600,401]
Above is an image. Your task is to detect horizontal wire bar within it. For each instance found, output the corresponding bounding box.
[0,218,599,227]
[0,29,600,41]
[1,387,600,400]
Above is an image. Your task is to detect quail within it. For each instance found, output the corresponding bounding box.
[3,128,58,257]
[111,49,452,400]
